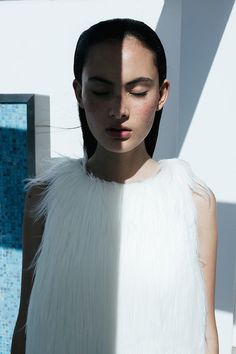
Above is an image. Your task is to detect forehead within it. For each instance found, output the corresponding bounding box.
[82,36,158,82]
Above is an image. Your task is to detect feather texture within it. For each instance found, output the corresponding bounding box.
[25,156,209,354]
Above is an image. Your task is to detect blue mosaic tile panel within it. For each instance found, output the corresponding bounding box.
[0,248,22,354]
[0,103,27,248]
[0,103,27,354]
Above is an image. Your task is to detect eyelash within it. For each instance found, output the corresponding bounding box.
[92,91,109,96]
[92,91,148,97]
[132,92,148,97]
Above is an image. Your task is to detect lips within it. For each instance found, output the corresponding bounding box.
[105,127,132,139]
[106,126,132,132]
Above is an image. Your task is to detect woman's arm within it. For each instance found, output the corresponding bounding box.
[193,190,219,354]
[11,185,45,354]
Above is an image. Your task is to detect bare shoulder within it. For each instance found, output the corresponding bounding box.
[192,189,219,346]
[25,183,47,210]
[25,182,47,236]
[11,183,47,353]
[193,188,217,222]
[20,182,47,305]
[23,183,47,255]
[192,188,218,259]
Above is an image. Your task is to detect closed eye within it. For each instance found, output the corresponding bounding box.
[131,92,148,97]
[92,91,110,96]
[91,91,148,97]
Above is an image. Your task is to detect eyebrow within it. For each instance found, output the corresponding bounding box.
[88,76,153,86]
[88,76,113,85]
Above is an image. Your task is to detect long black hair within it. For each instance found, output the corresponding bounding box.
[73,18,167,158]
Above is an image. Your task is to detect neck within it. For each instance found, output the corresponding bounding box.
[86,143,155,183]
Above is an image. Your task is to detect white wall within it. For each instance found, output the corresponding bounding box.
[1,0,235,352]
[179,1,236,352]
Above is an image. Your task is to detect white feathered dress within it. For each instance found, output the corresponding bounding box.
[25,156,210,354]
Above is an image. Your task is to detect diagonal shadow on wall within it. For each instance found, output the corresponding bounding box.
[156,0,235,154]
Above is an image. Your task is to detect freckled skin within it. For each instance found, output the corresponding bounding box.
[78,37,163,154]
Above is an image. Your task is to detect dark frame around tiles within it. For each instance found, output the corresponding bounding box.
[0,94,36,177]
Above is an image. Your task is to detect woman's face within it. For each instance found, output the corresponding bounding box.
[74,36,168,155]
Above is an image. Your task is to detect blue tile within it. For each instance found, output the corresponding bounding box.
[0,103,27,353]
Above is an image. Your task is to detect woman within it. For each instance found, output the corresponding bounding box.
[11,18,219,353]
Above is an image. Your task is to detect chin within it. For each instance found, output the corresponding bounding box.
[98,140,145,155]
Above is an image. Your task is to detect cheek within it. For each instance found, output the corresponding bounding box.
[135,99,157,125]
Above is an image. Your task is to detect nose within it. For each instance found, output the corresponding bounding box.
[108,94,129,119]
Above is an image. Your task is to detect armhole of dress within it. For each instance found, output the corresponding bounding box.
[178,159,212,201]
[24,159,65,274]
[24,180,49,276]
[178,159,212,270]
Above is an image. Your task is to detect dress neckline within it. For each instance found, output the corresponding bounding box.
[79,156,165,186]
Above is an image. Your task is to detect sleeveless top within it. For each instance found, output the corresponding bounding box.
[25,156,210,354]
